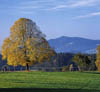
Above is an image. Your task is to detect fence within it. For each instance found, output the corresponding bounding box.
[0,65,80,72]
[0,65,95,72]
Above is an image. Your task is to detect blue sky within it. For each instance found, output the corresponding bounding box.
[0,0,100,47]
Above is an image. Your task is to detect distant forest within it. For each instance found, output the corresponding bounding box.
[0,53,97,71]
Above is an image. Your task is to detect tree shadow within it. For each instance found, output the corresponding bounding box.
[0,88,99,92]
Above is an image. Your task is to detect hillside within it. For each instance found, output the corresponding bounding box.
[48,36,100,53]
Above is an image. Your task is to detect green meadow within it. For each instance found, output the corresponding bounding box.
[0,71,100,92]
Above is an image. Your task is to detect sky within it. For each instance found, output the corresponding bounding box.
[0,0,100,47]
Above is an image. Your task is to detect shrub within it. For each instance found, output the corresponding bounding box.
[62,66,69,72]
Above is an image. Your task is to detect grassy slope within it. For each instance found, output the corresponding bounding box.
[0,71,100,92]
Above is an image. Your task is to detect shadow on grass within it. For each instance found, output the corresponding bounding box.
[0,88,99,92]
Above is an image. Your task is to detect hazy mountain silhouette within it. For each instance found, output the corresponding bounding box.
[48,36,100,53]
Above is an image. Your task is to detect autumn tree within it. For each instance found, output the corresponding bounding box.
[1,18,56,71]
[96,45,100,71]
[62,66,69,72]
[69,64,74,71]
[73,53,91,71]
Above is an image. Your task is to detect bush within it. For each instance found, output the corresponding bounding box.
[62,66,69,72]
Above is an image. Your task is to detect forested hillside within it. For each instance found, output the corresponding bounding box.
[49,36,100,53]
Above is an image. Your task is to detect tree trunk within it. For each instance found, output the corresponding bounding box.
[14,66,15,71]
[26,63,29,71]
[78,66,81,71]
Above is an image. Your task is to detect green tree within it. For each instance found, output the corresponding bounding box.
[1,18,56,71]
[73,53,91,71]
[96,45,100,71]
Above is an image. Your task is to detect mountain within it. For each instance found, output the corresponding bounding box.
[48,36,100,53]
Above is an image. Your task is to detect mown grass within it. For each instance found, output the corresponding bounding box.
[0,71,100,92]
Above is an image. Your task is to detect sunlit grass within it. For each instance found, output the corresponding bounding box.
[0,71,100,91]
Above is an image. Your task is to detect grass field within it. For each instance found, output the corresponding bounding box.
[0,71,100,92]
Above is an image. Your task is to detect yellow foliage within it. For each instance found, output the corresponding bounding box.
[1,18,56,68]
[96,45,100,71]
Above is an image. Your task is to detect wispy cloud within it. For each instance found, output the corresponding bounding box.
[68,0,97,8]
[47,0,99,10]
[75,12,100,19]
[1,0,100,15]
[46,5,67,10]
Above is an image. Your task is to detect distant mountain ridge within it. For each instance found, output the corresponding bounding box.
[48,36,100,53]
